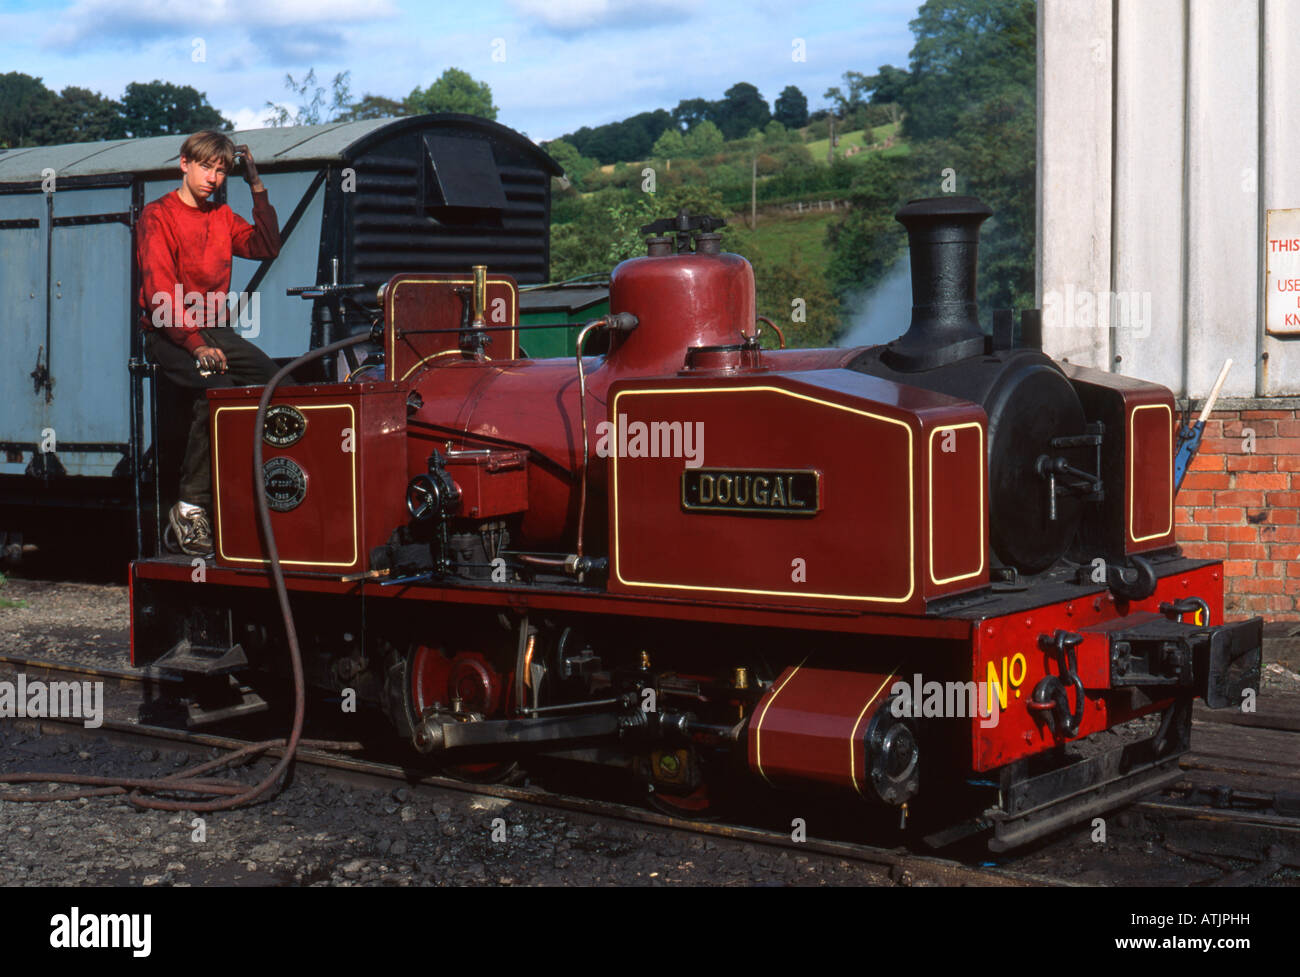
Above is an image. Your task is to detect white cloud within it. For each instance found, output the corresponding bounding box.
[506,0,699,33]
[16,0,917,149]
[43,0,400,47]
[228,106,269,132]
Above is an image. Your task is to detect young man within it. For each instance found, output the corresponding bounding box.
[137,130,282,556]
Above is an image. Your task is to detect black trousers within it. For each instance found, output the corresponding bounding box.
[146,328,281,510]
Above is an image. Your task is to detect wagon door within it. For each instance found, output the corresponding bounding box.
[46,186,134,478]
[0,193,47,478]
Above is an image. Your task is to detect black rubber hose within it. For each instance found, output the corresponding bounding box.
[1,332,373,810]
[133,332,374,811]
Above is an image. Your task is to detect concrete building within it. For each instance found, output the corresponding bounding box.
[1039,0,1300,619]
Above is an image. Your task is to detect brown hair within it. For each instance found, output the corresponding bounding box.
[179,130,235,170]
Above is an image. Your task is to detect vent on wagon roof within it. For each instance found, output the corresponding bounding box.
[420,134,507,225]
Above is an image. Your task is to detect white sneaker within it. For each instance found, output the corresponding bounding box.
[168,501,213,557]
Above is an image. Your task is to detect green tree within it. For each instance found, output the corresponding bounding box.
[651,127,687,160]
[122,81,229,137]
[825,154,908,300]
[751,251,845,347]
[895,0,1037,312]
[549,182,726,282]
[767,141,814,170]
[544,138,598,188]
[773,85,809,129]
[901,0,1035,140]
[560,110,673,164]
[335,93,405,121]
[860,103,898,128]
[265,69,352,127]
[867,65,910,105]
[671,97,713,132]
[762,120,796,145]
[622,109,674,160]
[405,67,498,120]
[822,70,872,117]
[803,115,831,141]
[0,72,60,147]
[683,120,724,157]
[905,86,1036,313]
[824,0,1036,318]
[714,82,770,140]
[49,86,125,142]
[581,124,626,164]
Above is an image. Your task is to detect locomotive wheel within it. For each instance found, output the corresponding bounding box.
[646,781,718,820]
[638,747,722,821]
[384,643,521,784]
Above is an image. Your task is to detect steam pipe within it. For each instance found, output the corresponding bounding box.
[574,312,638,559]
[756,314,786,349]
[471,264,487,327]
[574,320,603,559]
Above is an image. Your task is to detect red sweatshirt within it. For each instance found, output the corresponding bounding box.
[136,189,281,355]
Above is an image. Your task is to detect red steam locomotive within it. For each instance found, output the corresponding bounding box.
[129,197,1262,849]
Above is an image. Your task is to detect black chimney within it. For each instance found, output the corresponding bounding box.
[881,195,992,372]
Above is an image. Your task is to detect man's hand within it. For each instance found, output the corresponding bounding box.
[195,345,228,373]
[234,145,263,192]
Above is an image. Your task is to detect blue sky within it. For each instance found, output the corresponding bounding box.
[1,0,919,142]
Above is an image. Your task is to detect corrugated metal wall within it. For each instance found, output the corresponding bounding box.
[1039,0,1299,399]
[348,128,551,287]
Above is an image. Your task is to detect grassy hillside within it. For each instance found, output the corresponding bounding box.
[719,208,844,346]
[551,118,906,346]
[803,121,905,162]
[723,209,838,267]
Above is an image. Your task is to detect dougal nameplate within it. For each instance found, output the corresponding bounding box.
[681,468,820,516]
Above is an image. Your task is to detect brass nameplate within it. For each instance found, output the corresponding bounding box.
[264,405,308,447]
[264,457,308,512]
[682,468,819,516]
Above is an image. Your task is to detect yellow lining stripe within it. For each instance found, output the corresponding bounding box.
[848,666,902,797]
[610,386,916,603]
[1128,402,1174,542]
[213,403,359,568]
[752,658,807,787]
[927,422,986,585]
[399,348,484,382]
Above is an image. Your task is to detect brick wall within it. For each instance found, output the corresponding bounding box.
[1175,404,1300,620]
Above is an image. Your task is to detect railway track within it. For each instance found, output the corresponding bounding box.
[0,655,1063,887]
[1129,699,1300,877]
[2,653,1295,885]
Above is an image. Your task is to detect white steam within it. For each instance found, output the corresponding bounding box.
[837,252,912,348]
